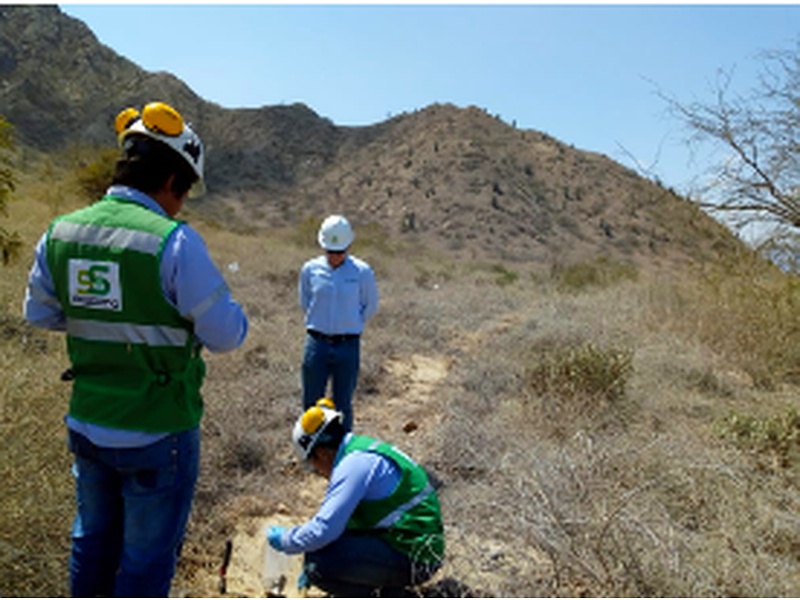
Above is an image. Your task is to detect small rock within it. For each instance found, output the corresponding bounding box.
[402,421,418,433]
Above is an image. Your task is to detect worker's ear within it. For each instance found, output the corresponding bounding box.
[307,447,325,466]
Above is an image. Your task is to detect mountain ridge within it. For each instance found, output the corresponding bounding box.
[0,4,742,266]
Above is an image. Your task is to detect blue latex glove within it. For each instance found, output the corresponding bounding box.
[266,525,286,551]
[297,569,310,590]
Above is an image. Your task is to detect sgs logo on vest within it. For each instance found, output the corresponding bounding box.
[68,259,123,311]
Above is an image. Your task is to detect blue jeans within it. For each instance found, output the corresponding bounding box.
[303,532,440,597]
[301,333,360,431]
[67,427,200,597]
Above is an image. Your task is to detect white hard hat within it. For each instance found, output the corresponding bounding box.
[318,215,354,251]
[292,398,343,461]
[115,102,206,198]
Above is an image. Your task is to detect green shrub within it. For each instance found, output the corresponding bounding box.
[716,410,800,468]
[490,263,518,286]
[291,214,320,248]
[554,256,638,293]
[74,146,118,201]
[527,341,634,403]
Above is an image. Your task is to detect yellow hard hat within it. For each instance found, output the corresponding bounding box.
[114,101,205,197]
[292,399,343,461]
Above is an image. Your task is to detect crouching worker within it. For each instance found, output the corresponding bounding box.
[266,399,445,597]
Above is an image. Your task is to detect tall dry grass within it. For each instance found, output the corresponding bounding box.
[648,250,800,389]
[1,165,800,596]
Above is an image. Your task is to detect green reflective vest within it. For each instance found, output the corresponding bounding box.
[46,195,205,433]
[343,435,445,565]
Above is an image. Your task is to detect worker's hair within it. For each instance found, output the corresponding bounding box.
[113,134,197,198]
[310,417,346,457]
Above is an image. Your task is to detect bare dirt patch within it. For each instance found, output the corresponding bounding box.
[361,354,451,442]
[209,514,307,598]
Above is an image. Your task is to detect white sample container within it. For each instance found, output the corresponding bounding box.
[263,541,292,597]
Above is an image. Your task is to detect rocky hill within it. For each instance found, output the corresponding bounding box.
[0,4,742,266]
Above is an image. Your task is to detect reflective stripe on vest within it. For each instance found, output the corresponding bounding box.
[50,221,163,255]
[375,481,435,529]
[67,319,189,347]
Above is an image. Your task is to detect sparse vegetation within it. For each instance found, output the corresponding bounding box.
[0,116,21,265]
[651,249,800,388]
[72,145,118,200]
[526,341,634,404]
[717,409,800,469]
[3,170,800,597]
[489,263,518,286]
[553,255,638,293]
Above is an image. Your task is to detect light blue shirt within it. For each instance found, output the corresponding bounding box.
[23,185,248,447]
[298,254,378,335]
[281,434,401,554]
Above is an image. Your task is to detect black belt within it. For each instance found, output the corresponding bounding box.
[307,329,360,344]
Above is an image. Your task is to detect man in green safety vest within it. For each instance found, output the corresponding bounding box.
[23,101,248,597]
[266,398,445,597]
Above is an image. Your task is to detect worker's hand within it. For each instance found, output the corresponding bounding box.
[265,525,286,551]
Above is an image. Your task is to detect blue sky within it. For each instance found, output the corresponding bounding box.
[61,3,799,197]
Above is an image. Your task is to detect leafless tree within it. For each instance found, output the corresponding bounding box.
[662,42,800,240]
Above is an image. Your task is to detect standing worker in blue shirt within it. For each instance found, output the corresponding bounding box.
[298,215,379,431]
[22,102,248,598]
[266,399,444,597]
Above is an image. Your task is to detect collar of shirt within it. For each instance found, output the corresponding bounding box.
[312,254,353,270]
[333,432,353,468]
[106,184,168,217]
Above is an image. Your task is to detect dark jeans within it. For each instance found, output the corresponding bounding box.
[67,427,199,597]
[302,333,360,431]
[304,532,440,597]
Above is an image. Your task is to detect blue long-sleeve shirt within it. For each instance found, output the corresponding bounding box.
[23,185,248,447]
[280,433,401,554]
[298,255,378,335]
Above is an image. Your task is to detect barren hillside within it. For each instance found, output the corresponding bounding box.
[0,5,743,269]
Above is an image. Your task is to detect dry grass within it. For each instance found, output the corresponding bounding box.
[647,250,800,389]
[2,171,800,597]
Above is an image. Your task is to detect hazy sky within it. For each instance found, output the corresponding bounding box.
[61,3,799,196]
